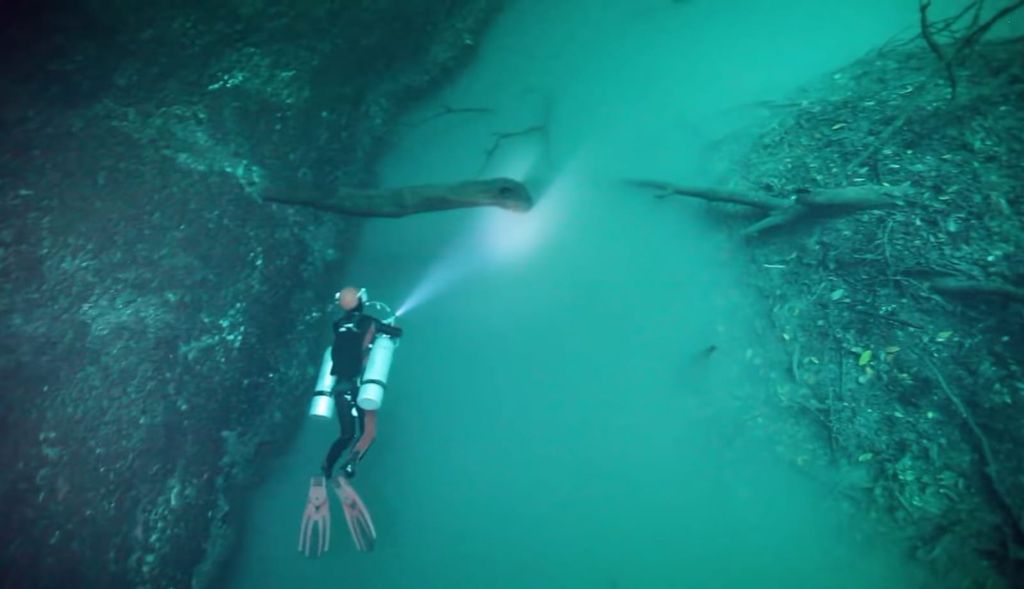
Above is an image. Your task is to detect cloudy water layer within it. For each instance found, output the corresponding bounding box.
[223,1,967,587]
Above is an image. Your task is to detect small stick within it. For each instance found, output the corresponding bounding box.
[411,104,495,126]
[790,342,802,384]
[845,112,910,176]
[479,125,546,173]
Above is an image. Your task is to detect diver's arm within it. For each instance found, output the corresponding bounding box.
[373,322,403,337]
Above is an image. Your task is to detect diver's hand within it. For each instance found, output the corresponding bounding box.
[299,476,331,557]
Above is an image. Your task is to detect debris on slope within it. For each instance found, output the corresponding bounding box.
[635,33,1024,589]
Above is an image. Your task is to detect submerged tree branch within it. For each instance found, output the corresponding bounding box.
[919,0,1024,100]
[627,180,906,236]
[265,178,534,218]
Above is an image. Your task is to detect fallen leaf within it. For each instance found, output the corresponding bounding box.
[858,350,873,366]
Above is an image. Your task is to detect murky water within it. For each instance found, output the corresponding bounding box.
[224,1,957,587]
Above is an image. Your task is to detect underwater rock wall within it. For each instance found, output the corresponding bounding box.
[0,1,502,587]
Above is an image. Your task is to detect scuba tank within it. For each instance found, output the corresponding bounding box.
[356,324,401,410]
[308,347,337,420]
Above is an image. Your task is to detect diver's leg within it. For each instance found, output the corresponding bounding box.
[321,387,358,478]
[341,408,377,479]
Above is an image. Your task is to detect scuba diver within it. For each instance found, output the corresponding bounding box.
[299,286,403,556]
[322,286,379,481]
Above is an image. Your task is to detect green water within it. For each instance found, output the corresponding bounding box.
[224,1,959,587]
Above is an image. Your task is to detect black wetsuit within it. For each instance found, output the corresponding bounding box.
[321,306,377,479]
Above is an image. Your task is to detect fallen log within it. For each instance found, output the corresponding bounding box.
[264,177,534,218]
[627,180,905,236]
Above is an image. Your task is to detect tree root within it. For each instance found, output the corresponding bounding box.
[928,277,1024,303]
[921,355,1024,562]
